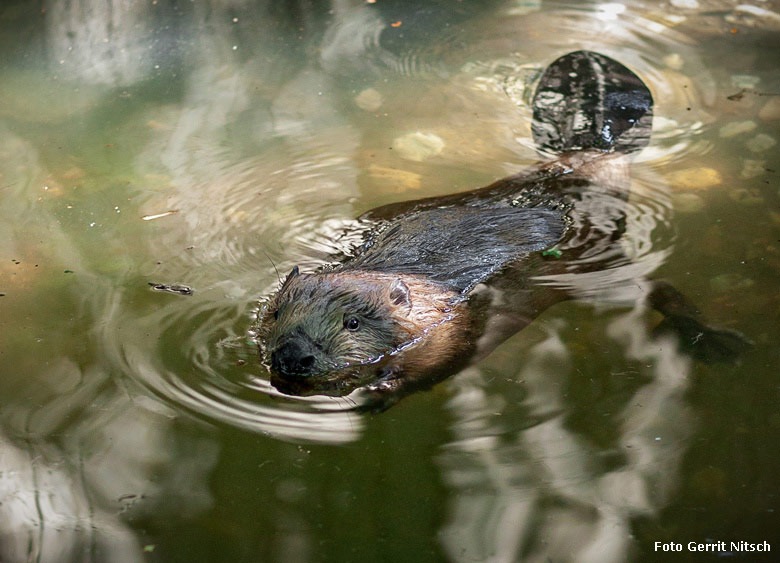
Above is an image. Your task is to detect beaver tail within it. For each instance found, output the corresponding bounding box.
[531,51,653,155]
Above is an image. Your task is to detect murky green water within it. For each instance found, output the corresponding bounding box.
[1,1,778,561]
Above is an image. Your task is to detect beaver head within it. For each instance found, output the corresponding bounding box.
[258,266,463,380]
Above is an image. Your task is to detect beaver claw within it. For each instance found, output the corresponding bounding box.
[365,368,403,394]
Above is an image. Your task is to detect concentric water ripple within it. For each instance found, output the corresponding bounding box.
[97,2,711,444]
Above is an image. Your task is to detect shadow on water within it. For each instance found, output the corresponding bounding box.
[0,0,778,561]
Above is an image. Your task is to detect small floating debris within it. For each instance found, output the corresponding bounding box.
[727,89,747,101]
[542,248,562,258]
[142,210,179,221]
[392,131,445,162]
[718,120,756,138]
[148,282,193,296]
[745,133,777,153]
[354,88,383,112]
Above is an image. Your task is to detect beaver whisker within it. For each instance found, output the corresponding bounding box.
[262,250,283,287]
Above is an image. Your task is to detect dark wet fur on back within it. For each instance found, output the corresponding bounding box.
[343,207,565,294]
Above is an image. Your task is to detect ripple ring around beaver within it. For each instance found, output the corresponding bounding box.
[255,51,750,410]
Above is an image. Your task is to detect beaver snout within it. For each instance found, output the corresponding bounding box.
[271,338,320,377]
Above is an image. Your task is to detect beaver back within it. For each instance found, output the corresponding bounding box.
[342,206,565,294]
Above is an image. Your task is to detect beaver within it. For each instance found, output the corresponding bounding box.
[257,51,749,402]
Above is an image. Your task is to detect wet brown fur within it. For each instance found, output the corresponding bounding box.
[258,270,471,380]
[257,52,750,403]
[256,151,630,395]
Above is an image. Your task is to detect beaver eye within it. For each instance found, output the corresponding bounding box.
[343,315,360,331]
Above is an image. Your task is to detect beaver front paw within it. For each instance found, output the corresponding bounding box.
[653,314,753,364]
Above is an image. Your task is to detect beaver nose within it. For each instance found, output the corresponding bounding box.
[271,340,317,376]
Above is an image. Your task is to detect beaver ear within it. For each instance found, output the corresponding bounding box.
[389,278,411,310]
[283,266,300,286]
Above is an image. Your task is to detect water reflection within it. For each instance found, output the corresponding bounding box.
[438,308,695,562]
[0,434,141,562]
[0,113,220,563]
